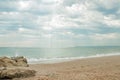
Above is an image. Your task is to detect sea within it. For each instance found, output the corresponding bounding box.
[0,46,120,64]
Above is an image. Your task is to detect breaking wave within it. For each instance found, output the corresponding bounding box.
[27,53,120,64]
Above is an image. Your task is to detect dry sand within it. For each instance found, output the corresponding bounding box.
[20,55,120,80]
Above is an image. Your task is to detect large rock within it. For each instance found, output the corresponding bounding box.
[12,56,29,67]
[0,56,36,80]
[0,57,17,67]
[0,56,28,67]
[0,68,36,79]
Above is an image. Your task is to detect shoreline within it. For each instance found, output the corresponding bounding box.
[28,53,120,64]
[22,55,120,80]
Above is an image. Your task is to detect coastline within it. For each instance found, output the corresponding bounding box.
[28,53,120,64]
[21,55,120,80]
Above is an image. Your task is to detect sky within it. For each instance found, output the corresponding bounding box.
[0,0,120,48]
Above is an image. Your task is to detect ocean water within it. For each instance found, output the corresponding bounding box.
[0,46,120,63]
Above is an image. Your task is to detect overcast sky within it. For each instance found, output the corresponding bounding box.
[0,0,120,48]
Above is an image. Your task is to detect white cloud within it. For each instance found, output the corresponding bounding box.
[18,1,32,10]
[104,15,120,27]
[90,33,119,40]
[66,3,87,13]
[18,27,34,33]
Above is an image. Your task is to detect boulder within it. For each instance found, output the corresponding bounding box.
[0,68,36,79]
[0,56,28,67]
[0,57,17,67]
[11,56,29,67]
[0,56,36,80]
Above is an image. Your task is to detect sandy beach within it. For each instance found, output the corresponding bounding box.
[18,55,120,80]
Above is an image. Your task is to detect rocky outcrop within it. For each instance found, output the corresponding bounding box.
[0,68,36,79]
[0,57,17,67]
[0,56,36,79]
[12,56,29,67]
[0,56,28,67]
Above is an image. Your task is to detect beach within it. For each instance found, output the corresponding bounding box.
[20,55,120,80]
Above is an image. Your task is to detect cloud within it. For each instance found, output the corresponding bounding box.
[98,0,120,9]
[104,15,120,27]
[90,33,119,40]
[18,0,32,11]
[0,0,120,47]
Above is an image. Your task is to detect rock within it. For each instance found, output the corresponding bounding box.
[0,57,17,67]
[0,67,7,71]
[11,56,29,67]
[0,68,36,79]
[0,56,36,79]
[0,56,29,67]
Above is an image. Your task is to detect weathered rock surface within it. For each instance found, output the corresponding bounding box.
[0,57,17,67]
[0,56,36,79]
[0,68,36,79]
[0,56,28,67]
[12,56,29,67]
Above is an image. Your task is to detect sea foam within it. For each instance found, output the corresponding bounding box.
[27,53,120,64]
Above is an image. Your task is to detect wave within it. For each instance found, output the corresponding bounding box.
[27,53,120,64]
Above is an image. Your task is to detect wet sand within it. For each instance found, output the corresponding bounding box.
[21,55,120,80]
